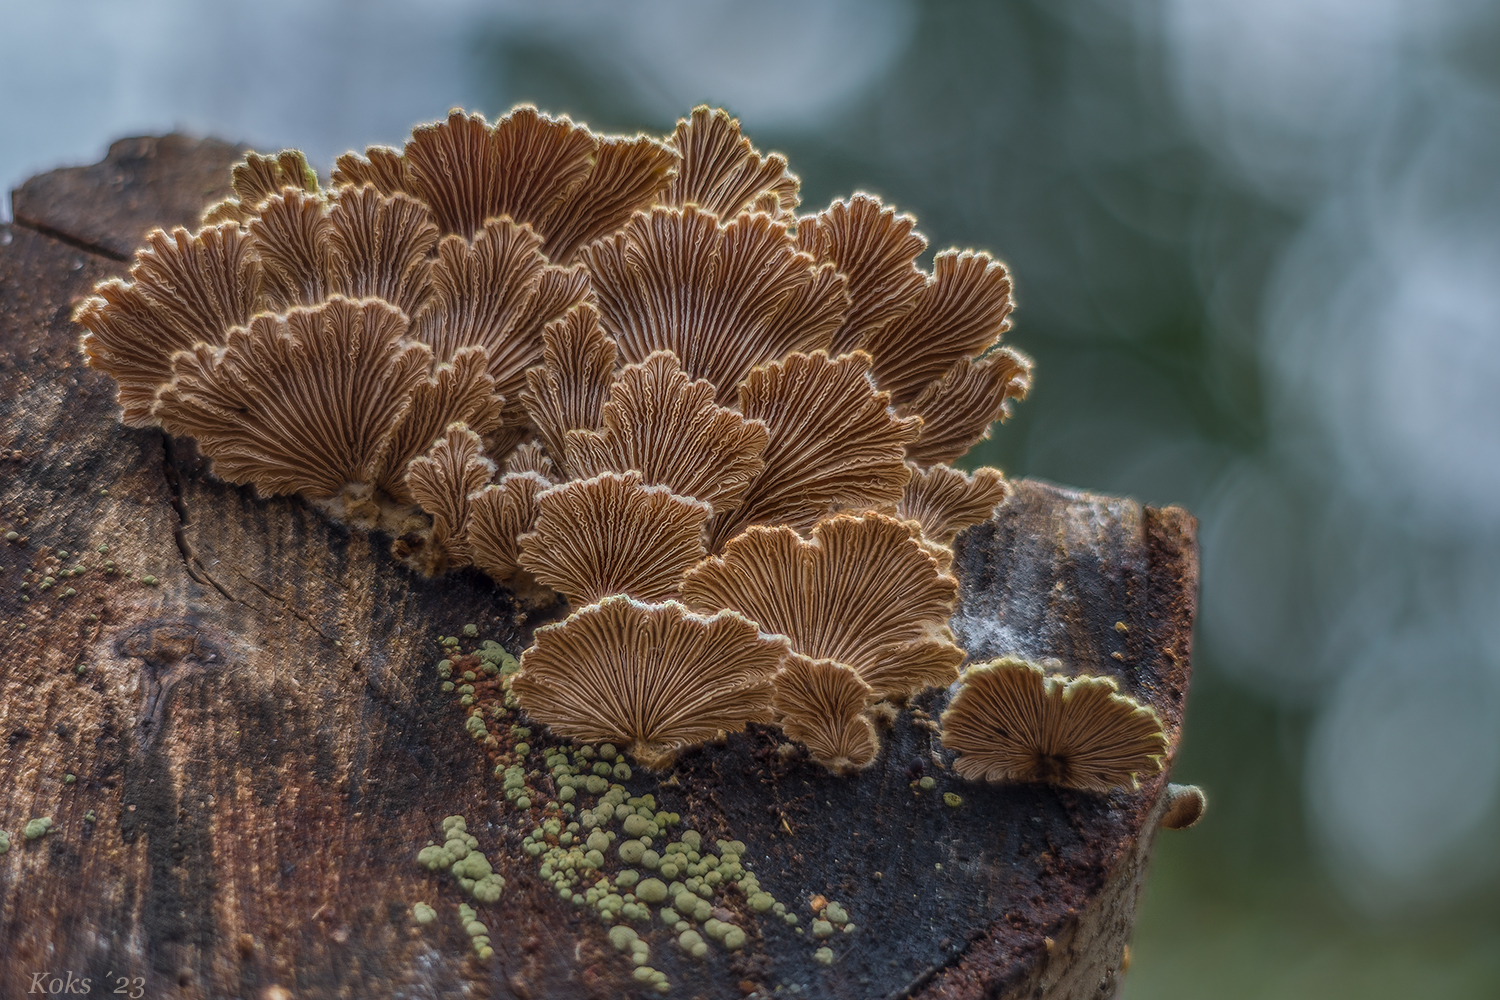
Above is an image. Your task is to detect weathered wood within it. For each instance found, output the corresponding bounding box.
[0,138,1197,1000]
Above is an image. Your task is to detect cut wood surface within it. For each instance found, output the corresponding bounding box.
[0,137,1197,1000]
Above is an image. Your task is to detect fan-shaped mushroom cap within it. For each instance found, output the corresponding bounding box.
[900,349,1032,468]
[152,296,430,502]
[773,654,879,775]
[504,441,558,482]
[468,472,551,585]
[372,346,504,505]
[332,107,677,261]
[707,350,920,547]
[940,657,1168,792]
[410,218,589,399]
[512,595,783,769]
[519,305,620,469]
[859,249,1015,407]
[563,351,769,516]
[248,188,332,310]
[202,149,320,225]
[796,193,928,356]
[518,472,710,605]
[661,106,800,222]
[897,463,1011,545]
[683,512,963,699]
[579,205,848,403]
[325,185,440,317]
[403,422,496,572]
[75,224,259,427]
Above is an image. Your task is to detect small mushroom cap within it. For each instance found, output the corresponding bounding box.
[512,595,783,768]
[409,217,589,408]
[324,184,440,317]
[579,205,847,404]
[899,349,1032,468]
[562,351,769,516]
[1161,783,1208,830]
[403,422,496,571]
[940,657,1169,792]
[897,463,1011,545]
[374,346,503,505]
[75,224,259,427]
[503,441,558,482]
[202,148,320,225]
[520,304,620,470]
[796,193,928,356]
[467,472,551,585]
[517,472,710,605]
[152,296,431,500]
[773,654,879,775]
[859,249,1015,407]
[661,106,800,222]
[707,350,920,548]
[535,134,680,264]
[248,187,333,309]
[684,512,963,699]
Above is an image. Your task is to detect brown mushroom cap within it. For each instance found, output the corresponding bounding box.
[467,471,552,585]
[940,657,1169,792]
[897,463,1011,545]
[373,346,503,505]
[661,106,800,223]
[202,148,320,225]
[248,188,332,310]
[707,350,920,547]
[899,349,1032,468]
[518,472,710,605]
[683,512,963,699]
[512,595,783,769]
[324,184,440,317]
[773,653,880,775]
[562,351,769,516]
[579,205,848,403]
[796,193,928,356]
[503,441,558,482]
[403,422,496,571]
[74,224,260,427]
[331,107,677,261]
[153,296,430,501]
[859,249,1015,407]
[519,304,620,470]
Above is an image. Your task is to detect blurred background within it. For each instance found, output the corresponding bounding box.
[4,1,1498,995]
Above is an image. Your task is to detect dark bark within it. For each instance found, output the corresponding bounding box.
[0,137,1197,1000]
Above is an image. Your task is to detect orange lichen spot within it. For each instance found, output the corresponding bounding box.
[796,193,928,356]
[325,185,440,317]
[773,654,879,775]
[75,224,260,427]
[519,305,619,469]
[899,348,1032,468]
[203,149,320,225]
[684,512,963,699]
[153,296,430,506]
[562,351,768,516]
[468,472,551,586]
[511,596,782,769]
[403,423,496,573]
[518,472,710,605]
[662,106,800,222]
[940,657,1168,792]
[860,250,1015,406]
[897,463,1010,545]
[580,206,847,403]
[708,351,919,547]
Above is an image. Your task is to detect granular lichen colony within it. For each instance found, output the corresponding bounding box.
[63,104,1175,986]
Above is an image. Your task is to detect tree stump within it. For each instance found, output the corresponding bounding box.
[0,137,1197,1000]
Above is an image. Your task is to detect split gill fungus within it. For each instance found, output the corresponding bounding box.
[74,102,1164,788]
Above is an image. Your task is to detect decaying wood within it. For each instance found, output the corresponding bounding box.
[0,137,1197,1000]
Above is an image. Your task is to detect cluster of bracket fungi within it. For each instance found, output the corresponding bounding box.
[76,106,1168,790]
